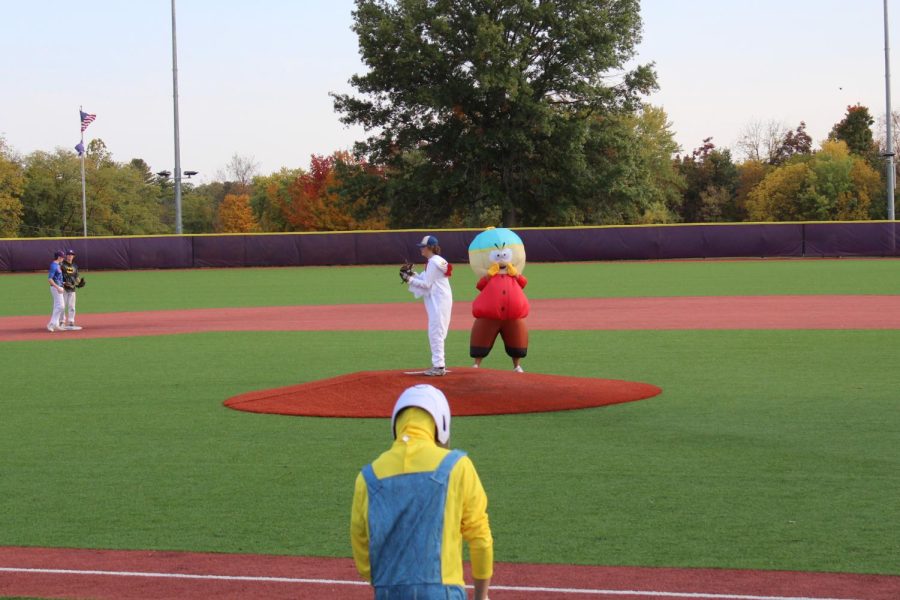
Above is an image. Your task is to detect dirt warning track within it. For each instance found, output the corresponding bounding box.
[3,295,900,342]
[1,546,898,600]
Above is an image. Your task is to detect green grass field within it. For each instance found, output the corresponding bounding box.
[1,259,898,575]
[4,258,900,316]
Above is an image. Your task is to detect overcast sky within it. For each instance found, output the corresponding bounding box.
[1,1,893,183]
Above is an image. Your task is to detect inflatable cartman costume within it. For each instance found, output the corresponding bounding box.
[468,227,530,371]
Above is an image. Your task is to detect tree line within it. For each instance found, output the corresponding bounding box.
[1,0,896,238]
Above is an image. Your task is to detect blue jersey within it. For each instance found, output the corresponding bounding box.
[48,262,63,286]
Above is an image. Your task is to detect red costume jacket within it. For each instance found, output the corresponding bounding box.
[472,274,529,320]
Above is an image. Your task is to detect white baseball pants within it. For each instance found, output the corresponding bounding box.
[48,288,65,329]
[424,295,452,368]
[63,291,77,325]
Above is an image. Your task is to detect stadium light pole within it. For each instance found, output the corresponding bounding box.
[885,0,896,221]
[170,0,183,234]
[155,170,197,229]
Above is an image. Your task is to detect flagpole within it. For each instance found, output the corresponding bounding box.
[79,106,87,237]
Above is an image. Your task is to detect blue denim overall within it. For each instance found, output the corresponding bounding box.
[361,449,467,600]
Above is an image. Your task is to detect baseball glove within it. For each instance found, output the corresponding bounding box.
[399,262,415,283]
[76,277,86,288]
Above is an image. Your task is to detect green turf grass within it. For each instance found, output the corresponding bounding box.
[1,328,897,575]
[3,258,900,316]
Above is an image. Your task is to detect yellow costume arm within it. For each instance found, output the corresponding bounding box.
[350,473,371,581]
[457,458,494,580]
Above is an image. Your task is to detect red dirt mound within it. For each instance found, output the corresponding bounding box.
[223,368,662,417]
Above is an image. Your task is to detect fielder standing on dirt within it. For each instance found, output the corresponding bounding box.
[401,235,453,377]
[350,384,493,600]
[47,251,66,332]
[60,248,84,330]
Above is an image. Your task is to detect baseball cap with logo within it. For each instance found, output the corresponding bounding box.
[416,235,439,247]
[65,249,76,255]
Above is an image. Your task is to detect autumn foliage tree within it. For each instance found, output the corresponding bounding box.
[734,160,770,219]
[217,193,258,232]
[746,140,881,221]
[771,122,813,165]
[331,156,390,230]
[250,168,300,232]
[278,152,388,231]
[0,137,25,237]
[278,154,350,231]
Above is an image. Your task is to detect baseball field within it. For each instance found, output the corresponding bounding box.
[1,259,899,599]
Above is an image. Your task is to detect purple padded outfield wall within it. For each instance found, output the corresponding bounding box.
[0,222,896,272]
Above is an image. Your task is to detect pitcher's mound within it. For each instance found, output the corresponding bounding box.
[224,368,662,417]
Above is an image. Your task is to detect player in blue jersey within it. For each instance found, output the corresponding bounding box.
[47,251,66,332]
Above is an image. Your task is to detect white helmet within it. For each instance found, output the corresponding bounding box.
[391,384,451,445]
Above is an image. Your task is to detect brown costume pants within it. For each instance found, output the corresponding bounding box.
[469,318,528,359]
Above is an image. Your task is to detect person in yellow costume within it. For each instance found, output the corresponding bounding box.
[350,384,493,600]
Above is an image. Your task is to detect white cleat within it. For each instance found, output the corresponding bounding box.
[47,324,56,332]
[65,325,83,331]
[513,365,524,373]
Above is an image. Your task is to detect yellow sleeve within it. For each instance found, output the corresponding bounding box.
[350,472,371,581]
[459,458,494,580]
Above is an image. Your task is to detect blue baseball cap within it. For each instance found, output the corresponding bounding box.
[416,235,438,247]
[53,251,65,259]
[65,248,76,255]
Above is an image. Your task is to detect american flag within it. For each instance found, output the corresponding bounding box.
[80,110,96,132]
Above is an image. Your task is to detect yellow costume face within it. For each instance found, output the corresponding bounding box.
[468,228,526,278]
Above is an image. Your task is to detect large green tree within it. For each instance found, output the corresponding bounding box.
[830,104,879,164]
[21,141,166,237]
[184,182,230,234]
[21,149,84,237]
[675,138,739,223]
[626,105,684,222]
[333,0,656,227]
[572,105,682,225]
